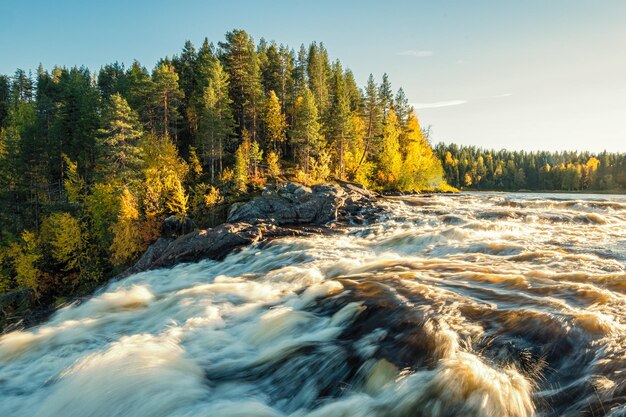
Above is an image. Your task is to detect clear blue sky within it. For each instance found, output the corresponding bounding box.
[2,0,625,152]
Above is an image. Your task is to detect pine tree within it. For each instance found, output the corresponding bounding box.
[197,59,236,179]
[11,70,33,103]
[326,62,353,180]
[173,41,197,103]
[98,93,143,184]
[394,88,410,128]
[195,39,216,91]
[97,62,127,99]
[379,73,393,116]
[50,67,100,182]
[172,40,198,152]
[260,41,280,96]
[219,30,263,140]
[293,45,308,94]
[343,70,361,112]
[152,61,184,139]
[125,61,155,130]
[291,86,322,175]
[0,75,11,134]
[307,42,331,117]
[188,39,217,136]
[278,45,295,114]
[354,74,383,175]
[264,90,287,152]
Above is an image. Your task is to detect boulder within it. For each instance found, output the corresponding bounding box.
[150,222,263,269]
[123,181,379,274]
[118,237,173,278]
[227,181,374,226]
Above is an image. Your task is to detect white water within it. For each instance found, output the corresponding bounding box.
[1,192,625,417]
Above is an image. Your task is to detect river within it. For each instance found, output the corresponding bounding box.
[1,192,625,417]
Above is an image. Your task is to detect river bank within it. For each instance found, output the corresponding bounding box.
[0,181,382,332]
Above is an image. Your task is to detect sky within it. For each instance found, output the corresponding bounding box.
[1,0,625,152]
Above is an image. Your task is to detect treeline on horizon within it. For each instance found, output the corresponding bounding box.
[0,29,446,306]
[436,144,626,191]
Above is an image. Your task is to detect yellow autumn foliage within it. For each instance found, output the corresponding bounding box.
[378,109,403,187]
[40,212,83,271]
[110,188,143,266]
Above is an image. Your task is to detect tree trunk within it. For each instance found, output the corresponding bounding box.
[163,93,168,137]
[354,111,374,176]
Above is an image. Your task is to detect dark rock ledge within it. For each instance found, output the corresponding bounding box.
[120,181,380,277]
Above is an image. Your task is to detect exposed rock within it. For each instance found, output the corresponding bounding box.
[123,181,380,275]
[150,222,264,269]
[227,181,376,226]
[118,237,173,278]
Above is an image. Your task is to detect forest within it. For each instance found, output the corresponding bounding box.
[436,144,626,192]
[0,30,446,307]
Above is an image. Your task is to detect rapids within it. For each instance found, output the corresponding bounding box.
[1,192,625,417]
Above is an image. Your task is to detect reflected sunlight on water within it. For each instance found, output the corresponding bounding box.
[1,192,625,417]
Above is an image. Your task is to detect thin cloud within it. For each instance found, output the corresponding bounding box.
[410,100,468,110]
[411,93,512,110]
[398,50,434,58]
[488,93,513,98]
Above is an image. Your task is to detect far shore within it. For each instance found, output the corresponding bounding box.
[460,189,626,196]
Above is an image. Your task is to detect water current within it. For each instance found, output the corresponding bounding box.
[1,192,625,417]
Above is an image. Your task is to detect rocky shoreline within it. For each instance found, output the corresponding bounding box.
[120,181,380,276]
[1,181,381,332]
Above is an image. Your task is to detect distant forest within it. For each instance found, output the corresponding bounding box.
[0,30,445,305]
[436,144,626,192]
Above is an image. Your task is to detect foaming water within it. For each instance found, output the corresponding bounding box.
[1,192,625,417]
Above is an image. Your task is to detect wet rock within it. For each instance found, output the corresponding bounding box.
[151,222,264,268]
[383,190,405,197]
[440,215,466,225]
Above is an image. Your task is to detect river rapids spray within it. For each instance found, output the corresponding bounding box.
[1,192,625,417]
